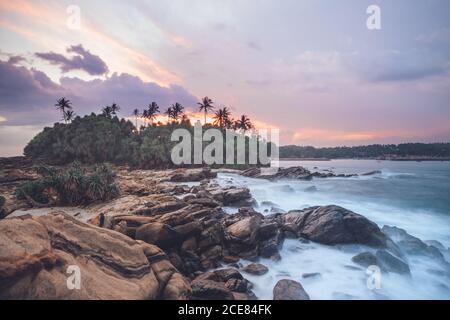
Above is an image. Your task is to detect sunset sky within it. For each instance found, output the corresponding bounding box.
[1,0,450,156]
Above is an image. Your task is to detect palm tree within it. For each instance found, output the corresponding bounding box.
[132,109,140,128]
[141,109,149,126]
[213,107,231,128]
[171,103,185,122]
[198,96,214,124]
[165,107,173,123]
[64,110,76,123]
[110,103,120,116]
[146,102,160,125]
[234,115,253,132]
[101,106,113,117]
[55,97,72,123]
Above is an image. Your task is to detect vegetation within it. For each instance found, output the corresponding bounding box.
[279,143,450,159]
[16,162,119,206]
[24,97,261,169]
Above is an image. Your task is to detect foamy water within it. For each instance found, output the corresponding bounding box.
[214,160,450,300]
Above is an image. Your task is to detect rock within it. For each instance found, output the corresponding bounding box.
[282,205,387,247]
[304,186,318,192]
[224,215,262,258]
[0,195,5,219]
[424,240,446,252]
[273,279,310,300]
[225,216,261,245]
[0,213,191,300]
[225,278,249,293]
[302,272,321,279]
[135,222,181,249]
[351,250,410,274]
[222,188,252,206]
[242,263,269,276]
[133,201,186,216]
[352,252,378,268]
[382,226,444,259]
[191,279,234,300]
[375,250,410,274]
[170,168,217,182]
[360,170,382,176]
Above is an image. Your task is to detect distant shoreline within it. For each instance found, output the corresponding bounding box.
[279,157,450,162]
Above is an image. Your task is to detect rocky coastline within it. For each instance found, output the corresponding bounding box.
[1,162,449,300]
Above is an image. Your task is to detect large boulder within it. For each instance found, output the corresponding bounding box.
[382,225,444,259]
[281,205,387,247]
[135,222,182,249]
[0,213,191,300]
[273,279,310,300]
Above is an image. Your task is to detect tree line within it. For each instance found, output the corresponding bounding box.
[279,144,450,159]
[55,96,254,132]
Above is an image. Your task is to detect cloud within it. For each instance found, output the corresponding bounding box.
[345,50,450,83]
[0,58,198,126]
[35,44,109,76]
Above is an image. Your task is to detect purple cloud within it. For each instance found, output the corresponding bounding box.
[0,58,198,126]
[35,44,109,76]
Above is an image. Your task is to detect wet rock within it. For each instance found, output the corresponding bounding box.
[282,205,387,247]
[302,272,321,279]
[352,252,378,268]
[382,226,444,259]
[304,186,318,192]
[376,250,410,274]
[273,279,310,300]
[351,250,410,274]
[242,263,269,276]
[135,222,181,249]
[360,170,382,176]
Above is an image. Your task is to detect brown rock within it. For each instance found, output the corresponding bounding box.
[242,263,269,276]
[135,222,181,249]
[273,279,310,300]
[0,213,191,300]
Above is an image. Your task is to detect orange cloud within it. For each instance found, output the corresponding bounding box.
[0,0,179,86]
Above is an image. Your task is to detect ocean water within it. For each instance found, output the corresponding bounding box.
[214,160,450,300]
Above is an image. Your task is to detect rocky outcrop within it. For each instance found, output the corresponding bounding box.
[170,168,217,182]
[273,279,310,300]
[0,213,191,300]
[241,166,356,181]
[281,205,387,247]
[382,225,444,259]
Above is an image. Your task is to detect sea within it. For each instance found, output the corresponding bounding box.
[214,160,450,300]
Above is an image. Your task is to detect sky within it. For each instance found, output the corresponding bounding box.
[1,0,450,156]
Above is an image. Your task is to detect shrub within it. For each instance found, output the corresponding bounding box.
[16,162,120,206]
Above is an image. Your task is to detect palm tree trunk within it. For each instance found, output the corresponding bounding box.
[204,111,207,125]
